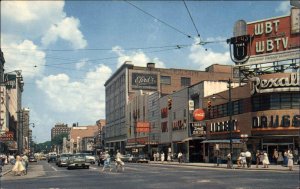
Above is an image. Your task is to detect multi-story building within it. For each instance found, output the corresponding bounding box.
[68,125,98,153]
[51,123,71,141]
[104,61,235,153]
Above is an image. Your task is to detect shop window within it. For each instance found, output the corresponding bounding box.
[292,93,300,109]
[161,76,171,85]
[281,93,292,109]
[270,93,280,110]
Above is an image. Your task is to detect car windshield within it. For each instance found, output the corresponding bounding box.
[74,154,85,158]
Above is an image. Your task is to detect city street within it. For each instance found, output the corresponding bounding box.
[1,161,299,189]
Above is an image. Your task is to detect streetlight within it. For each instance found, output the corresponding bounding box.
[212,78,233,168]
[240,134,248,152]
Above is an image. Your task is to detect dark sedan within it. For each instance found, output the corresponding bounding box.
[29,156,37,163]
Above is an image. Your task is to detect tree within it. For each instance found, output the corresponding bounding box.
[51,133,68,146]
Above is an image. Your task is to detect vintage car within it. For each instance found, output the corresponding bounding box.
[67,153,90,169]
[121,154,134,162]
[56,153,71,167]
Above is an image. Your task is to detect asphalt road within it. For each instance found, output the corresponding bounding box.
[0,160,299,189]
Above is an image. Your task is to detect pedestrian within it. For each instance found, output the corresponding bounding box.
[115,150,124,172]
[277,151,283,165]
[167,152,171,162]
[12,155,25,176]
[161,152,165,162]
[287,150,294,171]
[255,150,260,168]
[273,149,279,165]
[245,150,252,168]
[293,149,298,165]
[156,152,160,161]
[178,152,183,163]
[101,151,112,172]
[283,150,288,167]
[22,154,29,174]
[226,152,232,169]
[153,152,157,161]
[262,151,270,168]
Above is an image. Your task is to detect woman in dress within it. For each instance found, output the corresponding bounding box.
[12,155,25,176]
[262,151,270,168]
[287,150,294,171]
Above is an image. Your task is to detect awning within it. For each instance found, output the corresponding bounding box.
[125,144,146,148]
[201,139,241,144]
[182,136,206,142]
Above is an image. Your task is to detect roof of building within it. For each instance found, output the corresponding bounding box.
[70,125,98,141]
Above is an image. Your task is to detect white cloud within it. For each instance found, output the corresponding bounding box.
[36,65,112,122]
[276,1,291,15]
[76,59,88,70]
[189,38,231,70]
[112,46,166,68]
[2,1,87,49]
[42,17,87,49]
[2,38,46,78]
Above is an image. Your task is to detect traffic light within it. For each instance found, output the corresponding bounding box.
[168,98,172,110]
[207,100,212,112]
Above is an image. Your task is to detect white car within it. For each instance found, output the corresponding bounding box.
[84,154,96,164]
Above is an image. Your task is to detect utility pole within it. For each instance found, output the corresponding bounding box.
[228,78,233,168]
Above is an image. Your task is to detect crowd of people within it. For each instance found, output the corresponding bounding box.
[0,154,29,176]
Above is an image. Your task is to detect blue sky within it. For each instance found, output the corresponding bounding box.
[1,1,292,143]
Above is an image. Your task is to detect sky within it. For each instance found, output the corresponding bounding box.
[0,1,292,143]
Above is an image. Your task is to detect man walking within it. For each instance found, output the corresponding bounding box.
[245,150,252,168]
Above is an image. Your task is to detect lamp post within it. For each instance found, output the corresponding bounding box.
[240,134,248,152]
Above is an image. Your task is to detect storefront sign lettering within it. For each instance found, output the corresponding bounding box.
[210,120,238,133]
[250,73,300,94]
[252,115,300,128]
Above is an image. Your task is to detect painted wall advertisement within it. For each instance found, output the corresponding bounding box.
[131,72,158,90]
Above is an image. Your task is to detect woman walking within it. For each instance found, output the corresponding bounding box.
[287,150,294,171]
[262,151,270,168]
[12,155,25,176]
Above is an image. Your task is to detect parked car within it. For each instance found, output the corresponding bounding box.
[121,154,134,162]
[56,154,71,167]
[67,153,90,169]
[136,154,149,163]
[29,156,37,163]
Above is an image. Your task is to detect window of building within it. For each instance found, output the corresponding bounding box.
[161,76,171,85]
[181,77,191,87]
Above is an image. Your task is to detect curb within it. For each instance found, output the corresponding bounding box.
[149,162,299,172]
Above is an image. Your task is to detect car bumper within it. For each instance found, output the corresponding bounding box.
[68,163,90,167]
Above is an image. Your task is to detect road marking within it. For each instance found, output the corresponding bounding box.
[51,166,58,171]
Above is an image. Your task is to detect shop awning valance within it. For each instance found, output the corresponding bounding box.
[201,139,241,144]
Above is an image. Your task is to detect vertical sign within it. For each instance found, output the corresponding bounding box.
[0,86,7,132]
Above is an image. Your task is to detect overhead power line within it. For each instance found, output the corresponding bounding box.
[183,0,200,38]
[125,0,192,39]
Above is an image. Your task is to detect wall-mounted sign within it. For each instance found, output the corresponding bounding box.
[4,74,17,89]
[172,119,187,131]
[0,86,7,131]
[193,109,205,121]
[190,122,206,136]
[136,122,150,133]
[244,14,300,65]
[0,131,14,141]
[131,73,158,90]
[210,120,238,133]
[189,100,194,111]
[252,114,300,128]
[250,73,300,95]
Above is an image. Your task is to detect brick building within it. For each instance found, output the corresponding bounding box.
[51,123,71,141]
[104,61,235,153]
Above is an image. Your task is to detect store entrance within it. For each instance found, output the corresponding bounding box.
[264,144,293,163]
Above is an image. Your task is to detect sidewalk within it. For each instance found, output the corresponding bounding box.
[1,164,13,176]
[150,161,300,172]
